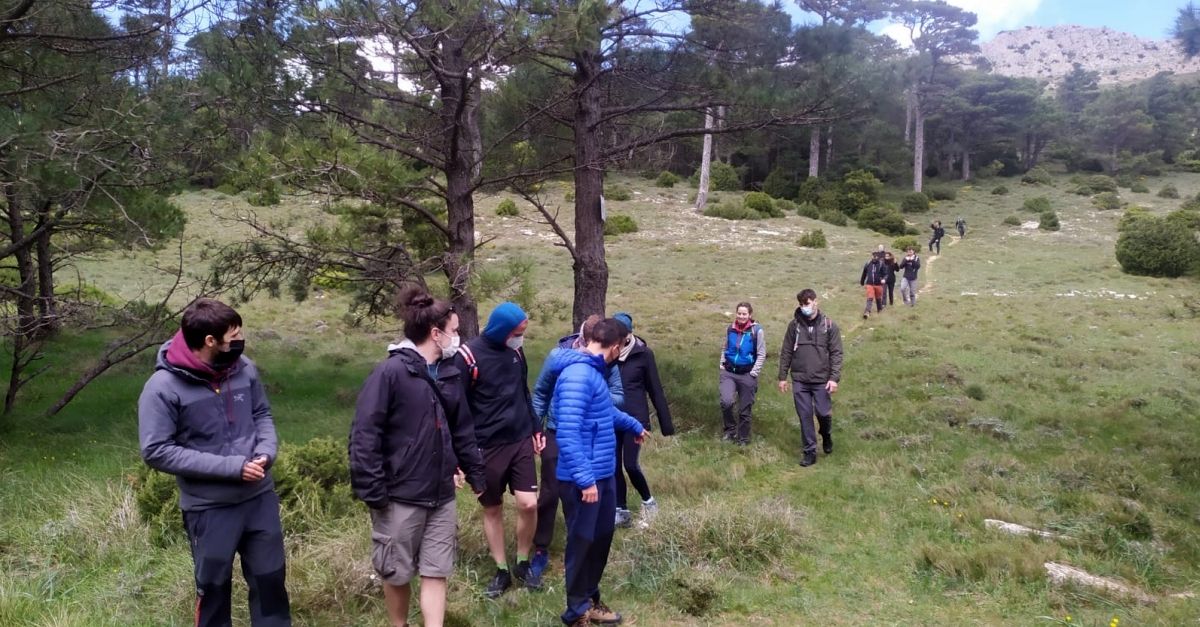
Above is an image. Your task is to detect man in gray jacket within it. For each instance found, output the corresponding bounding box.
[138,298,291,627]
[777,289,844,467]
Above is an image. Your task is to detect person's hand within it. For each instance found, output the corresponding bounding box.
[634,430,647,445]
[778,380,790,394]
[242,459,266,482]
[581,485,598,503]
[251,454,270,468]
[532,433,546,455]
[825,380,839,394]
[453,467,465,489]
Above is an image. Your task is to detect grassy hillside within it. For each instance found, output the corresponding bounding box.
[2,172,1199,625]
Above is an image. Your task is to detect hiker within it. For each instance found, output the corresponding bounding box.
[882,250,899,307]
[612,312,675,529]
[457,302,544,598]
[929,220,945,254]
[898,246,922,306]
[530,315,624,583]
[718,302,766,446]
[955,217,966,238]
[859,251,887,318]
[546,319,647,626]
[138,298,292,627]
[777,289,844,467]
[349,286,486,627]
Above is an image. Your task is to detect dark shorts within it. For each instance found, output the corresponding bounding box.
[478,438,538,507]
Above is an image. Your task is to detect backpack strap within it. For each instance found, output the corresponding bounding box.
[458,344,479,386]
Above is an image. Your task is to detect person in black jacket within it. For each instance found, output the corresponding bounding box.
[457,302,545,598]
[882,251,899,307]
[859,252,887,319]
[929,220,945,254]
[349,286,486,627]
[955,217,966,238]
[612,312,675,529]
[898,246,921,306]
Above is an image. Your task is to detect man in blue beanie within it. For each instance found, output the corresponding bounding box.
[457,302,545,598]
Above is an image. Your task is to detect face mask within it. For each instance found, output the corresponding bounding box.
[438,332,460,360]
[800,306,814,317]
[506,336,524,351]
[212,339,245,370]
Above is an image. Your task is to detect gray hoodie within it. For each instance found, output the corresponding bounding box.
[138,335,279,511]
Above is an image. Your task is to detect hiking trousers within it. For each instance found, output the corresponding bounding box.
[719,369,758,443]
[792,383,833,457]
[900,277,918,306]
[561,476,617,625]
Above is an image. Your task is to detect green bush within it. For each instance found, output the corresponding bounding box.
[1158,184,1181,199]
[133,466,184,547]
[656,171,680,188]
[819,210,848,226]
[1114,173,1136,189]
[795,178,823,204]
[1070,185,1093,196]
[693,161,742,191]
[1166,208,1200,231]
[1020,166,1053,185]
[1085,175,1118,193]
[604,214,639,236]
[1182,194,1200,212]
[1002,215,1022,226]
[797,229,827,248]
[893,235,920,251]
[1116,216,1200,277]
[841,169,884,217]
[1118,206,1153,231]
[495,199,519,216]
[926,186,957,201]
[605,185,632,201]
[901,192,930,214]
[991,185,1010,195]
[1039,211,1060,231]
[796,202,821,219]
[703,204,763,220]
[774,198,798,214]
[762,167,797,200]
[564,189,575,202]
[1092,192,1122,211]
[214,183,240,196]
[1130,182,1150,193]
[744,191,779,217]
[855,205,908,235]
[1023,196,1051,213]
[247,183,281,207]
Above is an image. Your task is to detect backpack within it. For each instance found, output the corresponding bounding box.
[793,315,833,352]
[458,344,480,387]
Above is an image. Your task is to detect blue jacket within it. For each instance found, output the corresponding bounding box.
[532,333,624,430]
[547,349,644,489]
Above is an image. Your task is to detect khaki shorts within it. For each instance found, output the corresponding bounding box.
[370,500,457,585]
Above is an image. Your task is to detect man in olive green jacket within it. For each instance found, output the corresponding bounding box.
[777,289,844,467]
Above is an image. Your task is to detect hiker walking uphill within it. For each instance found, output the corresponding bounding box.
[456,302,544,598]
[349,287,487,627]
[778,289,844,467]
[612,312,675,529]
[955,217,966,238]
[718,302,766,446]
[898,246,922,307]
[929,220,946,254]
[529,315,624,585]
[138,298,292,627]
[882,250,899,307]
[860,251,887,319]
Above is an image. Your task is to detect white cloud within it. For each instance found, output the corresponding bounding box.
[881,0,1042,48]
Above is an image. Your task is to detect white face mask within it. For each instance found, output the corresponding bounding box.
[505,336,524,351]
[438,332,461,360]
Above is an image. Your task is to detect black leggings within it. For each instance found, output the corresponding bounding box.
[615,430,651,508]
[928,237,941,254]
[885,280,895,306]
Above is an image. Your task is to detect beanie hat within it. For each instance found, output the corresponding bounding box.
[482,302,527,345]
[613,312,634,334]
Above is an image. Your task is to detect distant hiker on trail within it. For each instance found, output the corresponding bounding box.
[138,298,292,627]
[929,220,945,254]
[718,302,766,446]
[859,251,887,318]
[350,286,486,627]
[530,315,623,580]
[778,289,844,467]
[458,302,544,598]
[882,250,899,307]
[898,247,922,307]
[613,312,675,529]
[956,217,966,238]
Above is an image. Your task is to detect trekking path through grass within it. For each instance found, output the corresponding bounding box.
[840,236,960,337]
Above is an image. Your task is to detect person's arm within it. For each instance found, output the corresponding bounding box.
[246,363,278,466]
[612,406,646,436]
[348,365,392,509]
[828,322,844,383]
[447,381,486,495]
[139,380,245,480]
[643,349,675,436]
[531,349,557,423]
[750,325,766,378]
[860,264,868,285]
[606,363,625,410]
[777,321,796,382]
[914,258,921,272]
[718,330,727,369]
[520,349,542,436]
[552,365,595,489]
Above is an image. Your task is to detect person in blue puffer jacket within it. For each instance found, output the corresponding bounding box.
[544,319,646,627]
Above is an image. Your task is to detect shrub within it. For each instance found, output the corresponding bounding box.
[1023,196,1051,213]
[795,178,823,204]
[703,204,763,220]
[796,202,821,219]
[1118,206,1153,231]
[564,189,575,201]
[797,229,827,248]
[774,198,798,214]
[1158,184,1181,199]
[133,466,184,546]
[1182,194,1200,212]
[214,183,240,196]
[1166,208,1200,231]
[1039,211,1060,231]
[761,167,797,199]
[855,205,908,235]
[1002,215,1022,226]
[656,171,680,188]
[247,183,281,207]
[1130,182,1150,193]
[744,191,776,215]
[605,185,632,201]
[1070,185,1093,196]
[841,169,884,216]
[1114,173,1136,189]
[693,161,742,191]
[893,235,920,251]
[1092,191,1122,211]
[901,192,930,214]
[926,186,957,201]
[495,198,519,216]
[991,185,1010,195]
[1020,166,1053,185]
[1116,216,1200,277]
[819,210,848,226]
[1086,175,1118,193]
[604,214,639,236]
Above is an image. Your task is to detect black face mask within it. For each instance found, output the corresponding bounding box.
[212,339,245,370]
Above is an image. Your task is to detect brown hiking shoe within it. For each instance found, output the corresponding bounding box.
[569,617,591,627]
[588,601,623,625]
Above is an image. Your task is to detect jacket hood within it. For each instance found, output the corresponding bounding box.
[620,335,647,361]
[544,346,606,379]
[557,333,581,350]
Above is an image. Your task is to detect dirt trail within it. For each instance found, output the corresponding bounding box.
[841,236,960,336]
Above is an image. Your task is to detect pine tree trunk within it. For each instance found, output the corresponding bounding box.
[962,150,971,181]
[34,205,57,332]
[913,97,925,193]
[904,89,914,146]
[439,34,481,338]
[571,48,608,328]
[695,107,714,211]
[4,185,37,414]
[808,126,821,178]
[825,125,834,169]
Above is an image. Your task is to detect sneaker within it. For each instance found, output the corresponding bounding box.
[514,560,542,591]
[800,453,817,467]
[720,433,735,442]
[484,568,511,599]
[587,601,623,625]
[529,549,549,580]
[615,508,633,528]
[640,498,659,525]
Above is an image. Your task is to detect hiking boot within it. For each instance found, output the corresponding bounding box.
[568,616,591,627]
[615,508,633,528]
[587,601,623,625]
[823,437,833,455]
[720,433,735,442]
[514,559,542,591]
[800,453,817,467]
[862,312,869,319]
[484,568,511,599]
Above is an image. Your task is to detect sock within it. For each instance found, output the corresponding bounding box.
[643,496,655,505]
[517,554,528,564]
[496,562,508,572]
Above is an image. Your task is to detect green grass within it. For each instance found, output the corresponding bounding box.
[3,173,1200,625]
